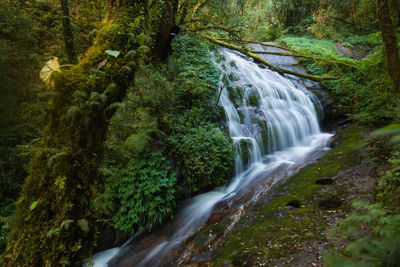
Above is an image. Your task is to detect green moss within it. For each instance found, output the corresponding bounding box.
[238,139,252,166]
[246,93,260,107]
[258,63,267,69]
[212,125,367,265]
[228,72,239,82]
[194,219,230,247]
[226,86,244,108]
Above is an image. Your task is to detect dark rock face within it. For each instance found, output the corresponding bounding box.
[94,227,130,253]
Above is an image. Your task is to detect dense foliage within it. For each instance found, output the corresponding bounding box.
[1,1,176,265]
[106,151,177,234]
[283,34,400,124]
[326,201,400,266]
[95,34,234,235]
[168,125,234,192]
[1,0,400,266]
[0,1,43,255]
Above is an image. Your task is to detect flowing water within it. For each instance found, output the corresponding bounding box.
[89,46,333,267]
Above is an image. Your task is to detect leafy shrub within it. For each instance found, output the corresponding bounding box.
[168,125,234,192]
[376,145,400,207]
[254,23,287,41]
[105,151,177,234]
[308,4,337,39]
[325,138,400,266]
[325,201,400,266]
[100,34,232,235]
[287,16,314,35]
[169,34,221,118]
[284,35,399,125]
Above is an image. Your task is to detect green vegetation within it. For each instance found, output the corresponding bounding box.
[93,34,233,235]
[325,201,400,266]
[1,0,400,266]
[105,151,177,234]
[283,34,399,124]
[168,125,234,192]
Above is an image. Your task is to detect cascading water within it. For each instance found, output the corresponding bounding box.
[90,46,333,267]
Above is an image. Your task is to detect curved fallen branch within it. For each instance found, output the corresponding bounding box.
[250,51,295,56]
[216,38,298,52]
[202,35,337,82]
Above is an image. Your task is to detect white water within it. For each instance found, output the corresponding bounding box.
[90,48,332,267]
[85,248,121,267]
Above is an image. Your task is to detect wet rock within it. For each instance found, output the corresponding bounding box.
[94,227,130,253]
[327,134,338,148]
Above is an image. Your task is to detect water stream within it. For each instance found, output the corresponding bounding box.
[89,45,333,267]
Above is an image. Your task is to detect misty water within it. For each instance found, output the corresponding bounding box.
[89,45,333,267]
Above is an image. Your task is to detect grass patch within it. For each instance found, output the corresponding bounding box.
[283,35,354,62]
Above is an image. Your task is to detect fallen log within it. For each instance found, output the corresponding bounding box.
[202,35,338,82]
[216,38,296,51]
[249,51,294,56]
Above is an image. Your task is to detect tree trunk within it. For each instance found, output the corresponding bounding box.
[377,0,400,92]
[3,1,180,266]
[154,0,179,59]
[61,0,77,63]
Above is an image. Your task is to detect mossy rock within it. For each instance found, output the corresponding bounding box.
[237,109,245,123]
[246,92,260,107]
[229,60,237,68]
[236,139,253,166]
[228,72,240,82]
[227,86,244,108]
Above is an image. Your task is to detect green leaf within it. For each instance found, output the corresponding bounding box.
[29,201,38,211]
[47,228,61,238]
[373,124,400,136]
[60,219,74,230]
[105,50,120,58]
[77,219,90,233]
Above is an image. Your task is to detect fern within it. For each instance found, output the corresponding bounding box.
[105,151,177,234]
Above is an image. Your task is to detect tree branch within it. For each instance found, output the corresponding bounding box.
[201,34,338,82]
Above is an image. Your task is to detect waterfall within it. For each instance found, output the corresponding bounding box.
[89,47,333,267]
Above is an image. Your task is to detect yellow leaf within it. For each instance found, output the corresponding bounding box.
[40,57,61,88]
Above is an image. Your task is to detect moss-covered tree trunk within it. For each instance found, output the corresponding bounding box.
[377,0,400,92]
[3,1,179,266]
[61,0,77,63]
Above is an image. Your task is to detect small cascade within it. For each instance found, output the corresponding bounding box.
[219,48,322,169]
[90,46,333,267]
